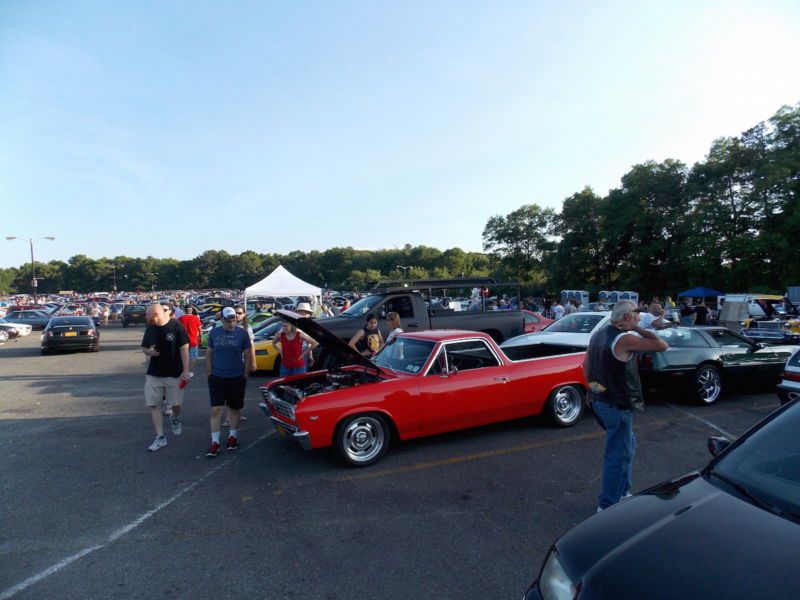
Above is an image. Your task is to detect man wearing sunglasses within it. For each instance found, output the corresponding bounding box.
[205,306,253,457]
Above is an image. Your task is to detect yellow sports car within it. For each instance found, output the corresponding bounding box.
[253,320,283,374]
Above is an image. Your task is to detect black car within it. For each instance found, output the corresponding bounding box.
[41,316,100,354]
[121,305,148,327]
[524,399,800,600]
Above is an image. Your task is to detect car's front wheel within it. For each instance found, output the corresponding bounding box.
[544,385,585,427]
[693,364,722,405]
[0,330,8,343]
[335,414,390,467]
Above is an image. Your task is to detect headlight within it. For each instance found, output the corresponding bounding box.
[538,549,577,600]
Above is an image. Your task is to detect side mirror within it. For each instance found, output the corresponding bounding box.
[707,435,731,457]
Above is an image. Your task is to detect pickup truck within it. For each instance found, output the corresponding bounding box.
[319,288,524,351]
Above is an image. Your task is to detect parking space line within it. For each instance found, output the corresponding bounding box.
[0,430,274,600]
[665,403,734,438]
[334,431,606,482]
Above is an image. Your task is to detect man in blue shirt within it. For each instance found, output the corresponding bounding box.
[205,306,253,457]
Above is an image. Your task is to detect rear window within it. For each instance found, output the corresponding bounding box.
[51,317,93,326]
[788,349,800,367]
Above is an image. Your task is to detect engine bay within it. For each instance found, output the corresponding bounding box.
[270,368,382,405]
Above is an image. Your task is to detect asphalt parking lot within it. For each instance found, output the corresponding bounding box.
[0,325,784,600]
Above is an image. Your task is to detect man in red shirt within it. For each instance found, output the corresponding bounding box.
[178,305,203,378]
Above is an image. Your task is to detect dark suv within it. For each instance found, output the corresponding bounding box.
[121,305,148,327]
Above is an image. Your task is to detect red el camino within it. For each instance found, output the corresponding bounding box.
[261,310,588,467]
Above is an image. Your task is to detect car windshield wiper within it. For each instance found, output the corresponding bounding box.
[708,468,792,519]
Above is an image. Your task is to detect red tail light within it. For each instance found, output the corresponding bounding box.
[639,354,653,366]
[785,371,800,383]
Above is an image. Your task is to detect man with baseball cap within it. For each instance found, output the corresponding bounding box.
[205,306,253,457]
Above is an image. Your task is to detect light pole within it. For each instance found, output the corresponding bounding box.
[110,264,122,293]
[396,265,412,279]
[145,271,159,292]
[6,236,55,304]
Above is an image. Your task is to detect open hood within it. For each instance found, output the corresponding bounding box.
[275,309,380,373]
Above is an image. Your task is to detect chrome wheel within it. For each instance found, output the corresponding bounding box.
[547,385,584,427]
[694,365,722,405]
[338,415,389,466]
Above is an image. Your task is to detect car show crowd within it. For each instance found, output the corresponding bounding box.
[2,278,799,599]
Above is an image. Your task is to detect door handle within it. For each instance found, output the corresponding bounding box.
[494,376,509,383]
[407,322,419,328]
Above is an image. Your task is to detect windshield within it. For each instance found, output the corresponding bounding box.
[254,321,281,339]
[342,295,382,317]
[708,402,800,522]
[544,313,605,334]
[373,337,435,374]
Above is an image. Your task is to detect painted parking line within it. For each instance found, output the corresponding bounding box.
[0,430,274,600]
[666,403,735,439]
[334,431,606,482]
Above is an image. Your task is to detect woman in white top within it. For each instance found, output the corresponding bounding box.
[385,311,403,343]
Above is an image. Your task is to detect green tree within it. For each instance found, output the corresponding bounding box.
[482,204,556,282]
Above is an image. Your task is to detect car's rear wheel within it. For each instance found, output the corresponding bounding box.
[122,320,129,328]
[0,330,8,343]
[693,364,722,405]
[335,414,390,467]
[41,347,48,355]
[544,384,585,427]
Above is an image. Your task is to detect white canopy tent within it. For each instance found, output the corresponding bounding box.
[243,265,322,309]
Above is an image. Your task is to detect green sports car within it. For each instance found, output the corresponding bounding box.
[638,326,795,405]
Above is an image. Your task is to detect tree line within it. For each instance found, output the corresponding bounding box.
[3,103,798,298]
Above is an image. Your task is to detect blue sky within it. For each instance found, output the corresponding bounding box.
[2,0,799,268]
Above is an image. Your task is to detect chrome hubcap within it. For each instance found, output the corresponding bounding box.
[697,368,721,403]
[343,417,384,463]
[553,386,582,423]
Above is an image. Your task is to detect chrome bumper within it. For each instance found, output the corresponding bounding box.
[269,416,312,451]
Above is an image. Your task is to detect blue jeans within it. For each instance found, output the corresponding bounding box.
[592,401,636,509]
[279,365,306,377]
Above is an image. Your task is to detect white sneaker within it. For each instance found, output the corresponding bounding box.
[189,372,194,379]
[148,436,167,452]
[171,419,182,435]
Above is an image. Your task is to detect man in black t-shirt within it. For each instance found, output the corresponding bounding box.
[141,303,190,452]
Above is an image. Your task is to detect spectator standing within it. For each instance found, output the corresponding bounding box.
[552,301,565,320]
[679,300,695,325]
[205,307,253,457]
[101,304,110,326]
[583,300,668,511]
[639,302,667,329]
[141,303,190,452]
[348,313,384,357]
[694,301,709,325]
[385,311,403,343]
[664,296,676,309]
[90,303,101,327]
[178,305,203,378]
[273,318,318,376]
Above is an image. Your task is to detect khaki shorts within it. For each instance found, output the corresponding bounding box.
[144,375,184,407]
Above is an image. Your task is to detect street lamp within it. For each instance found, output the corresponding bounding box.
[6,236,55,304]
[145,271,159,292]
[396,265,413,279]
[109,264,123,293]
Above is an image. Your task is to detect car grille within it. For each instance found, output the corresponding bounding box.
[260,388,296,421]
